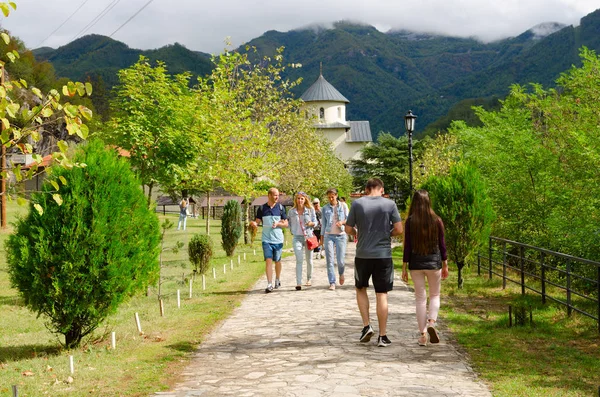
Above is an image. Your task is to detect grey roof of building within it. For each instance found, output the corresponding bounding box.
[314,121,350,129]
[347,121,373,142]
[300,74,350,103]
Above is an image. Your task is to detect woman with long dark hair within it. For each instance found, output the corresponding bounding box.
[401,190,449,346]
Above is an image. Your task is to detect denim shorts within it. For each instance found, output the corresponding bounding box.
[262,242,283,262]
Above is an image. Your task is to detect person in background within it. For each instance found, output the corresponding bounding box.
[401,189,449,346]
[339,196,350,214]
[340,196,355,242]
[177,197,189,231]
[345,178,403,347]
[287,192,317,290]
[250,188,289,293]
[312,198,323,260]
[321,188,348,290]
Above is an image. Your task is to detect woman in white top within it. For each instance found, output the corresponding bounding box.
[177,197,189,231]
[287,192,317,290]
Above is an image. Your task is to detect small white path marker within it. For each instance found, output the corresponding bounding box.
[223,264,227,274]
[189,279,193,298]
[134,312,143,334]
[111,332,116,350]
[213,268,216,279]
[69,355,74,374]
[202,274,206,290]
[177,290,181,308]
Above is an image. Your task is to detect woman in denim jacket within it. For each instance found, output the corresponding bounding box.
[287,192,318,290]
[320,188,348,290]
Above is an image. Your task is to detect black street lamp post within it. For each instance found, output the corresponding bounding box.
[404,110,417,192]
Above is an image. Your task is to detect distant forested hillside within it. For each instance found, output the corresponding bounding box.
[30,8,600,134]
[33,34,213,120]
[246,10,600,137]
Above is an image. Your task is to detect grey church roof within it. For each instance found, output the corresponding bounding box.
[347,121,372,142]
[315,121,350,129]
[300,74,350,103]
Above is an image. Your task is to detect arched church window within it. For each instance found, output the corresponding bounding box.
[305,110,309,119]
[319,107,325,119]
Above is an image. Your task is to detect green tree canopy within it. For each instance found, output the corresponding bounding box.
[0,3,93,227]
[453,47,600,261]
[184,46,351,235]
[350,132,425,206]
[104,56,197,206]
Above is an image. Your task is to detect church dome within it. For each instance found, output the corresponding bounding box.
[300,74,349,103]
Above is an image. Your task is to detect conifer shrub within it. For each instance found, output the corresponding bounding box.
[221,199,242,256]
[6,140,160,348]
[423,162,494,288]
[188,234,213,275]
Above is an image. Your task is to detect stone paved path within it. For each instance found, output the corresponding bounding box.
[154,242,491,397]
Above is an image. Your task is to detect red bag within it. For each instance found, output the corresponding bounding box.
[299,211,319,250]
[306,236,319,250]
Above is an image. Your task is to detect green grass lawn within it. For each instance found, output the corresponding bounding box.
[392,246,600,397]
[0,203,274,396]
[3,214,598,396]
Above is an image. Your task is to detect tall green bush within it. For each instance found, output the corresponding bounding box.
[188,234,213,276]
[423,163,495,288]
[6,140,160,348]
[221,199,242,256]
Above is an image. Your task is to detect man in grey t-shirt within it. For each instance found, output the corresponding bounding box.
[345,178,403,347]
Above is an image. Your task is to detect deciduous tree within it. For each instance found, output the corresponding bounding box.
[186,46,350,239]
[0,3,93,225]
[105,56,197,207]
[452,47,600,262]
[350,133,424,206]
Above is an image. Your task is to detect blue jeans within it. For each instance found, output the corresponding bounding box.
[324,234,347,284]
[292,235,313,286]
[177,213,187,230]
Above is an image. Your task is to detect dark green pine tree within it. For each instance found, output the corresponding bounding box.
[423,163,495,288]
[221,199,243,257]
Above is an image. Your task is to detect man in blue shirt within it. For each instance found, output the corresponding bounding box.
[251,188,289,293]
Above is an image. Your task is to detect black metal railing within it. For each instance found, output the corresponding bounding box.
[477,236,600,332]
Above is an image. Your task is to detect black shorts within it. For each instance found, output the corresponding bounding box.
[354,257,394,293]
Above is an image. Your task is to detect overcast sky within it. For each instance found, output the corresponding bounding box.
[1,0,598,54]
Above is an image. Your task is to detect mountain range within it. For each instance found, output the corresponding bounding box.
[33,8,600,137]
